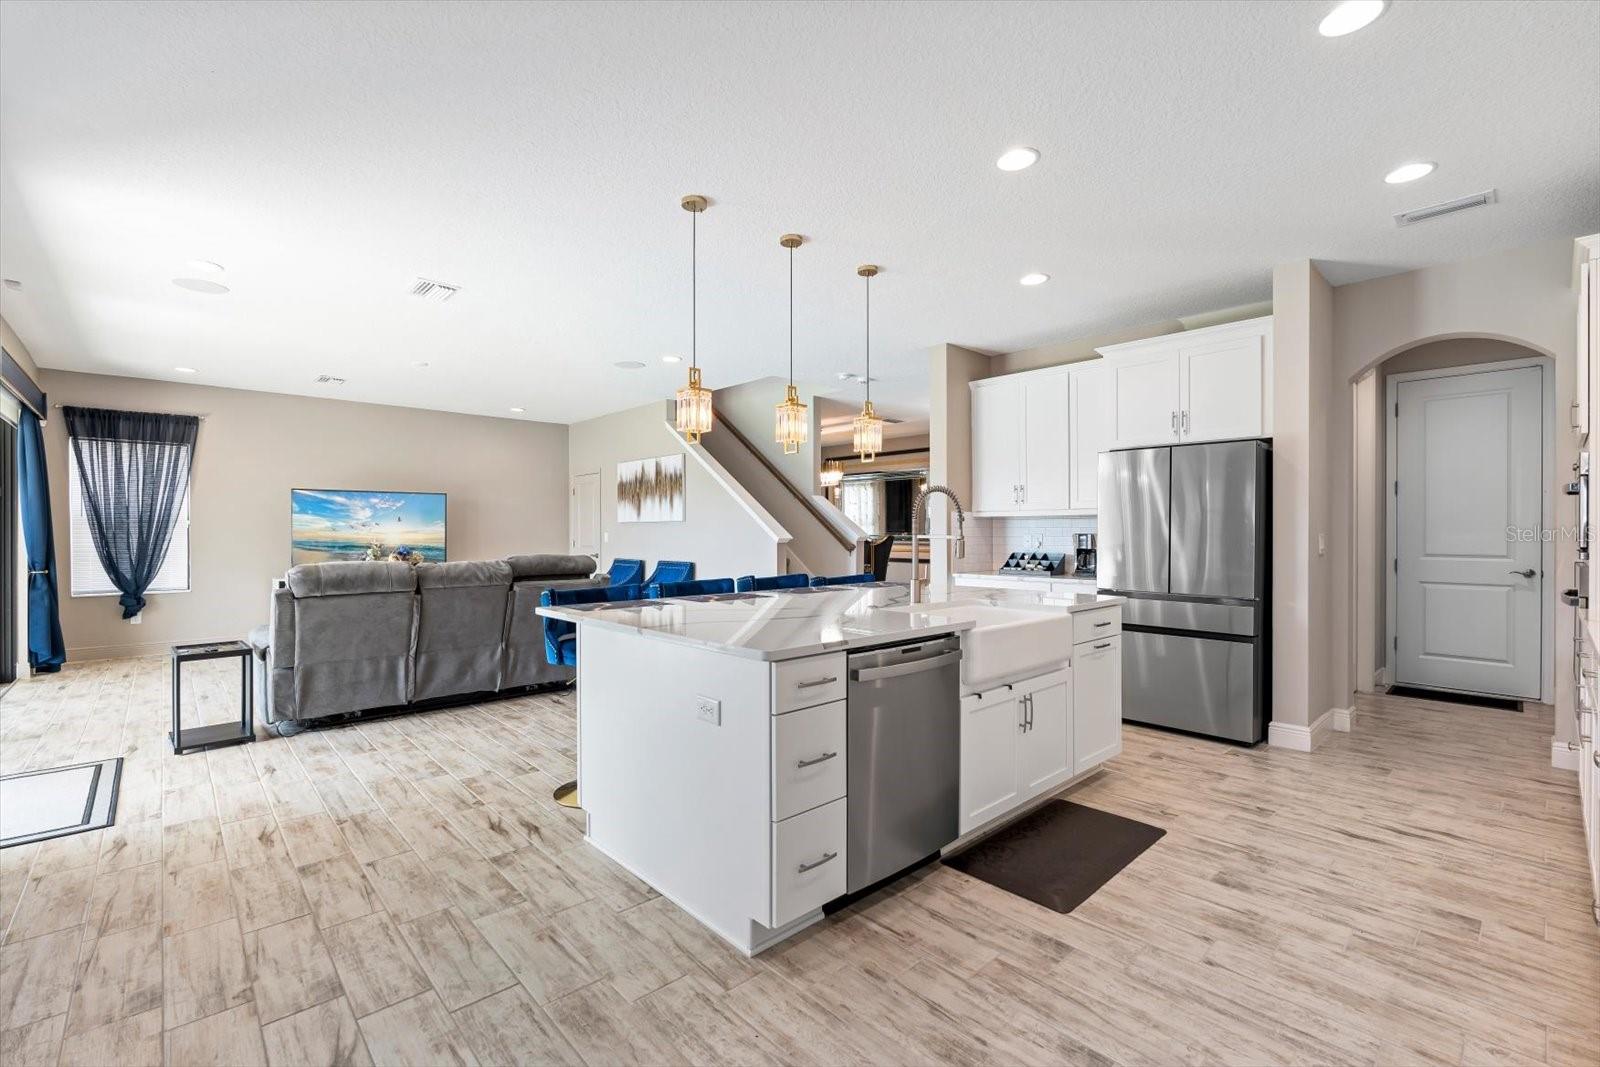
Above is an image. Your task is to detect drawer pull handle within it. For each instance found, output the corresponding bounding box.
[796,677,839,689]
[797,851,838,874]
[1094,621,1113,627]
[1093,641,1113,650]
[796,751,839,768]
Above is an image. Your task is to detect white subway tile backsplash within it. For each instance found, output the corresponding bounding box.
[990,515,1097,570]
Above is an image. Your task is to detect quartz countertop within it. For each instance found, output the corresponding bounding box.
[537,582,1124,662]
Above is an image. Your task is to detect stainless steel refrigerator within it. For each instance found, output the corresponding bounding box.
[1097,440,1270,744]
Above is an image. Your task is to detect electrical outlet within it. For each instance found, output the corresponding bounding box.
[695,696,720,725]
[127,613,142,625]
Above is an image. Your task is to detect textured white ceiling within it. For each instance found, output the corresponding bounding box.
[1,0,1596,424]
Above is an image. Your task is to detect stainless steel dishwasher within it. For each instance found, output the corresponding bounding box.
[845,635,962,894]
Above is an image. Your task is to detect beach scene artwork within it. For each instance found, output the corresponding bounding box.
[617,453,684,523]
[290,489,447,565]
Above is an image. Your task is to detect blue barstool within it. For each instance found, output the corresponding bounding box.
[647,578,735,598]
[606,558,645,587]
[643,559,695,586]
[810,573,876,587]
[735,574,810,592]
[538,582,646,810]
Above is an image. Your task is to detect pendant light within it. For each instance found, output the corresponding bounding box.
[820,459,844,488]
[852,264,884,462]
[774,234,808,455]
[674,194,714,442]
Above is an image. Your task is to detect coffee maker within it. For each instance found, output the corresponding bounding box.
[1074,532,1096,578]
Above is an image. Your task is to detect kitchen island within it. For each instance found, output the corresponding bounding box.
[538,582,1123,955]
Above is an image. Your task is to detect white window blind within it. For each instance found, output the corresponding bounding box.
[841,479,885,536]
[68,447,191,597]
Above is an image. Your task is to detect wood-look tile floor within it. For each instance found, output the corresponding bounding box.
[1,659,1595,1066]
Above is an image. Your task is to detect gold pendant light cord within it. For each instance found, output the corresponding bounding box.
[864,271,870,406]
[788,243,794,388]
[691,206,696,373]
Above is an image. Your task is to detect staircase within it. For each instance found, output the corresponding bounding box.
[700,408,862,577]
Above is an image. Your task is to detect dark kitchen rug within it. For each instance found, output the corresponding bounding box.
[942,799,1165,913]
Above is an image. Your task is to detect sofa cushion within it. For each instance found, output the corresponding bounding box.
[416,559,513,589]
[287,561,417,598]
[504,553,596,580]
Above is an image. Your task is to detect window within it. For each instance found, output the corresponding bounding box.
[69,448,190,597]
[840,479,885,536]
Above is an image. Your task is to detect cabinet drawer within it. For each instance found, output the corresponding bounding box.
[772,701,847,821]
[773,653,847,714]
[770,797,846,927]
[1072,607,1121,644]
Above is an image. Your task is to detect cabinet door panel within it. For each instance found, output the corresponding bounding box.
[1017,680,1072,797]
[1073,636,1122,773]
[1181,334,1264,442]
[972,381,1024,512]
[1111,351,1182,449]
[1069,363,1114,510]
[959,693,1019,835]
[1022,371,1071,511]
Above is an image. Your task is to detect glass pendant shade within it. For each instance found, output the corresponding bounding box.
[820,459,843,488]
[775,384,808,455]
[676,366,714,443]
[852,400,884,463]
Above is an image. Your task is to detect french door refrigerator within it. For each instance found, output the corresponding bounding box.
[1097,440,1270,744]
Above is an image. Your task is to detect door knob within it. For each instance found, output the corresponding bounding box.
[1510,568,1536,578]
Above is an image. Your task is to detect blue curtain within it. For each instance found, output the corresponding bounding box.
[62,406,198,619]
[17,408,64,672]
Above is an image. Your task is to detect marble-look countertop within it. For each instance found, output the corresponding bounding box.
[537,581,1124,662]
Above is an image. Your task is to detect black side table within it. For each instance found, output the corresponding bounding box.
[170,640,255,755]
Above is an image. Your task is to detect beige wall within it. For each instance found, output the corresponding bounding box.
[1328,237,1582,748]
[1271,260,1337,730]
[928,344,990,592]
[568,400,786,582]
[40,370,568,660]
[714,377,822,496]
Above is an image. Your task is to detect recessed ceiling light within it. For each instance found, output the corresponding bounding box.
[661,354,682,364]
[172,278,229,295]
[185,259,224,276]
[1318,0,1385,37]
[509,406,525,414]
[1384,161,1436,184]
[996,147,1040,172]
[614,360,646,370]
[1020,273,1050,286]
[411,360,430,369]
[173,366,198,374]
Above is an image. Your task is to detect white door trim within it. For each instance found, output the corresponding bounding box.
[569,470,601,556]
[1384,357,1555,703]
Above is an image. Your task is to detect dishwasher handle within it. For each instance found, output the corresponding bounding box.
[850,649,961,683]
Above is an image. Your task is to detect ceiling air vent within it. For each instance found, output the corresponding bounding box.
[1394,189,1497,227]
[409,277,460,302]
[314,374,346,386]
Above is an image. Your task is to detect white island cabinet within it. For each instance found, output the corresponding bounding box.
[958,603,1123,836]
[539,583,1125,956]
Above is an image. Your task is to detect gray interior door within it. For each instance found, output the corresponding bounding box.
[1170,441,1263,600]
[1097,447,1169,594]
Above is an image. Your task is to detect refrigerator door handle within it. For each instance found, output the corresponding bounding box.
[1170,410,1178,435]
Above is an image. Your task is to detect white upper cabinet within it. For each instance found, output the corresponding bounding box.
[1108,348,1183,449]
[1578,236,1599,438]
[1022,369,1071,511]
[971,377,1024,513]
[1068,361,1113,510]
[970,367,1070,515]
[1097,316,1274,448]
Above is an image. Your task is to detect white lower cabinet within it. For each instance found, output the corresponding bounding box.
[1073,635,1123,773]
[1017,677,1072,795]
[770,796,847,927]
[959,689,1023,833]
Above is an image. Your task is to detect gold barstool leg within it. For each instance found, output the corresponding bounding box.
[553,779,580,809]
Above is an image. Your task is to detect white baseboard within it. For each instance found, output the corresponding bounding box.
[67,641,174,662]
[1330,707,1354,732]
[1268,707,1336,751]
[1551,738,1580,771]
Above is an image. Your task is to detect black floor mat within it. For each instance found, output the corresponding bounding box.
[1385,685,1521,712]
[942,800,1166,913]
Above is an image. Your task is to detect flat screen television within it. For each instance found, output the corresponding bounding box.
[290,489,447,566]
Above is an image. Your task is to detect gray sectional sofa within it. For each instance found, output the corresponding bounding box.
[251,553,603,730]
